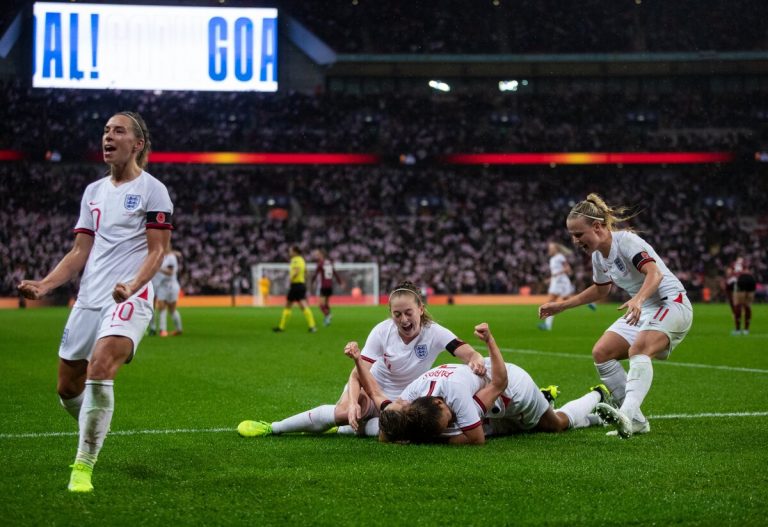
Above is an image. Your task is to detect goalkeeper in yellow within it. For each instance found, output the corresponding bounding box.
[273,245,317,333]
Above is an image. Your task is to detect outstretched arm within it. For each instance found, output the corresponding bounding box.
[539,283,611,318]
[18,233,94,299]
[471,323,508,412]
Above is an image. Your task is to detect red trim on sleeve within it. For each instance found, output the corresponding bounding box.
[380,400,392,411]
[636,257,655,271]
[73,228,94,236]
[460,420,483,432]
[472,395,487,414]
[361,356,376,364]
[593,281,613,286]
[146,223,174,230]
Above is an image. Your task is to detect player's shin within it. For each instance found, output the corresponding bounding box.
[75,380,115,468]
[271,405,337,434]
[595,360,627,404]
[559,391,601,429]
[60,392,85,421]
[621,355,653,422]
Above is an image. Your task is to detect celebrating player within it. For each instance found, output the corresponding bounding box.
[273,245,317,333]
[725,257,755,336]
[313,249,344,326]
[152,241,183,337]
[238,281,487,438]
[346,323,607,445]
[18,112,173,492]
[538,193,693,438]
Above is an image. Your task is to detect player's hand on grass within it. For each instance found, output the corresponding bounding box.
[538,302,564,319]
[344,341,361,360]
[619,297,643,326]
[18,280,48,300]
[113,283,134,303]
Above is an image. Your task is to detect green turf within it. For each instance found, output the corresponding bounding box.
[1,303,766,526]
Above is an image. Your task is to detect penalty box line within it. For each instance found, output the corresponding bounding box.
[500,347,768,374]
[2,413,768,439]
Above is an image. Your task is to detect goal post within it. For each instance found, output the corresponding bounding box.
[252,262,380,306]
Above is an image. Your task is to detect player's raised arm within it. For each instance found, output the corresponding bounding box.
[18,232,94,300]
[343,341,389,409]
[471,323,508,411]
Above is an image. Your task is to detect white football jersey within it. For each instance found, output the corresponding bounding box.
[549,253,568,276]
[156,252,179,287]
[73,171,173,308]
[592,231,685,309]
[361,320,463,398]
[399,364,486,434]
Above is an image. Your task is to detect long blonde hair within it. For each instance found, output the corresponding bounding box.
[568,193,635,231]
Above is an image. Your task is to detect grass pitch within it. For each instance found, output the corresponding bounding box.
[1,303,767,526]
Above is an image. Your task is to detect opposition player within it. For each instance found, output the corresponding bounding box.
[153,241,183,337]
[313,249,344,326]
[238,281,487,438]
[725,257,755,335]
[538,194,693,438]
[346,323,607,445]
[18,112,173,491]
[273,245,317,333]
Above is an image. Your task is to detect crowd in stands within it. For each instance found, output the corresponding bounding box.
[2,162,766,301]
[1,82,762,160]
[282,0,768,54]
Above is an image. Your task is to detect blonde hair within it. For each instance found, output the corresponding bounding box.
[116,111,152,169]
[388,280,433,326]
[568,193,635,232]
[552,242,573,256]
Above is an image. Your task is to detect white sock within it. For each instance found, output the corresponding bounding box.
[595,360,627,404]
[621,355,654,422]
[159,309,168,331]
[336,425,356,436]
[76,380,115,466]
[586,414,602,427]
[60,392,84,421]
[172,311,183,331]
[558,391,601,429]
[544,316,554,330]
[271,405,337,434]
[363,417,380,436]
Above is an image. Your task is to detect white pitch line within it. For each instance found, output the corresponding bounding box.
[501,347,768,374]
[1,413,767,440]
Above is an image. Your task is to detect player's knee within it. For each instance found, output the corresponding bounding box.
[57,379,83,399]
[592,345,611,363]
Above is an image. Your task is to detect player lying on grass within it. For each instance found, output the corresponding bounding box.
[238,281,486,438]
[345,323,610,445]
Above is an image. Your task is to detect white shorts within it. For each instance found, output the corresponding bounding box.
[156,282,180,303]
[606,294,693,360]
[548,275,575,298]
[483,360,551,433]
[59,287,154,363]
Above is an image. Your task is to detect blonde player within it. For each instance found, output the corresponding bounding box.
[154,242,183,337]
[273,245,317,333]
[346,323,608,445]
[539,242,576,331]
[538,194,693,438]
[18,112,173,491]
[238,281,487,438]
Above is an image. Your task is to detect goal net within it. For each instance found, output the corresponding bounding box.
[251,262,380,306]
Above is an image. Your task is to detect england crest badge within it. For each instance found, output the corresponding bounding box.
[124,194,142,210]
[415,344,428,360]
[613,257,626,273]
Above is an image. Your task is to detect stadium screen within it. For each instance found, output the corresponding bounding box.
[32,2,277,92]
